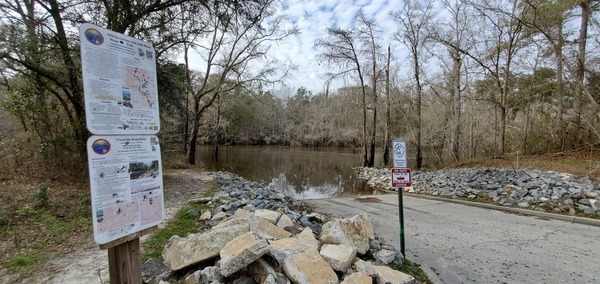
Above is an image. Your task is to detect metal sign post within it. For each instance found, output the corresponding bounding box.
[392,140,410,259]
[398,188,405,258]
[392,168,411,258]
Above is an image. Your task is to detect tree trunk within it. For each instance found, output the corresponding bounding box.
[368,53,377,167]
[215,93,221,158]
[522,104,530,155]
[187,100,201,165]
[414,53,423,169]
[555,24,565,150]
[572,0,590,146]
[383,46,391,166]
[451,48,461,161]
[358,68,368,166]
[184,44,192,154]
[498,95,506,157]
[184,96,189,153]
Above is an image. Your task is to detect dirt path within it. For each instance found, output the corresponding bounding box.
[22,169,214,284]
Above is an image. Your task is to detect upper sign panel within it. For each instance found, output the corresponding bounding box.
[80,23,160,135]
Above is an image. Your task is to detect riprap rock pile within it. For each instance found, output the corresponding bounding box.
[144,172,416,284]
[357,167,600,215]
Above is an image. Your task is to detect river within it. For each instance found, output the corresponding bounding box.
[196,145,386,199]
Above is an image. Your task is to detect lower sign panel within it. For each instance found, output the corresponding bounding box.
[392,168,412,187]
[87,135,164,245]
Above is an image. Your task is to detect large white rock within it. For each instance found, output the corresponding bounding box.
[255,209,282,224]
[589,199,599,211]
[276,214,295,230]
[163,217,251,271]
[253,218,292,240]
[353,259,377,277]
[234,208,252,218]
[320,213,374,254]
[283,249,338,284]
[220,232,269,277]
[340,272,372,284]
[374,249,396,265]
[319,243,357,272]
[268,238,309,264]
[212,211,228,221]
[199,210,212,221]
[296,228,320,251]
[374,265,416,284]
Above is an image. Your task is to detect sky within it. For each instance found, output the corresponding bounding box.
[183,0,406,96]
[271,0,401,94]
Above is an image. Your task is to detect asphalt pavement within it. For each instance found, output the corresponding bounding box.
[305,194,600,284]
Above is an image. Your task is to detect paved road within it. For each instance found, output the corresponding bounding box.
[305,194,600,284]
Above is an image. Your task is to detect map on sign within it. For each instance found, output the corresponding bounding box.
[80,23,160,135]
[87,135,164,244]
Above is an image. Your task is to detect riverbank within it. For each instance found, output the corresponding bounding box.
[357,167,600,218]
[147,171,426,283]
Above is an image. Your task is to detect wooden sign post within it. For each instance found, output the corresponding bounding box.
[108,239,141,284]
[100,226,157,283]
[80,23,164,284]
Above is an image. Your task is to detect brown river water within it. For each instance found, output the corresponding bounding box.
[196,145,389,199]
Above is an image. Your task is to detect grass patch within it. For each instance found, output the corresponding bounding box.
[0,179,92,275]
[394,259,432,284]
[7,252,47,272]
[205,181,220,198]
[141,203,211,263]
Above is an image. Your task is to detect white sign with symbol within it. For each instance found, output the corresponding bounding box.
[393,140,407,168]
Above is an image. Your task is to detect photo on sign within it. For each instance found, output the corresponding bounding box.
[129,160,159,180]
[121,88,133,108]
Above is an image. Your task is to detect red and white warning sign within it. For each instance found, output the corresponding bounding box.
[392,168,412,188]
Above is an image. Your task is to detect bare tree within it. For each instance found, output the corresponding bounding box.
[383,45,392,166]
[357,12,384,167]
[184,0,296,165]
[572,0,593,144]
[393,0,435,169]
[316,28,369,166]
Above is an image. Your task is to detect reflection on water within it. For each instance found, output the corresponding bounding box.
[196,145,378,199]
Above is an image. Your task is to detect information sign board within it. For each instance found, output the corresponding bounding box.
[80,23,160,135]
[87,135,164,245]
[393,140,407,168]
[392,168,412,188]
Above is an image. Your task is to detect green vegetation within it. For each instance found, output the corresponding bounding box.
[0,180,92,275]
[33,183,50,209]
[8,252,46,271]
[141,203,211,263]
[395,259,432,284]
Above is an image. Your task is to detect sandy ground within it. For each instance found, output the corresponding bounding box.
[18,169,214,284]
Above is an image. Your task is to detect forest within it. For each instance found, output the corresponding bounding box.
[1,0,599,176]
